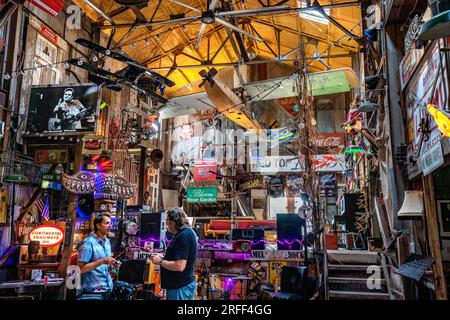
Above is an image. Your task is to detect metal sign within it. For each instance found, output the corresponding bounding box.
[28,0,64,17]
[250,250,303,261]
[29,225,65,247]
[187,187,217,203]
[250,154,345,173]
[419,140,444,176]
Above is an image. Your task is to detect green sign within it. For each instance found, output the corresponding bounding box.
[187,187,217,203]
[309,70,350,96]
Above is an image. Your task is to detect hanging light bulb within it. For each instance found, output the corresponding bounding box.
[3,73,11,80]
[77,59,83,66]
[92,55,99,62]
[119,48,125,54]
[105,49,111,56]
[48,136,52,140]
[63,62,70,69]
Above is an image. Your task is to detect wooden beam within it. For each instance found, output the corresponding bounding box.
[422,174,448,300]
[142,25,225,65]
[59,141,84,298]
[249,17,358,52]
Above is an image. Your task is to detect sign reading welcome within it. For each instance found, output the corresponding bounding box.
[187,187,217,203]
[29,225,65,247]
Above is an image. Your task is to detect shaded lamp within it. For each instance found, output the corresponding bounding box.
[398,191,423,218]
[419,10,450,40]
[357,102,381,112]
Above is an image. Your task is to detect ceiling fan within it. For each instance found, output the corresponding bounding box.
[169,0,290,49]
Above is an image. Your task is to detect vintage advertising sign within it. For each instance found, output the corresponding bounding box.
[405,41,449,179]
[419,140,444,176]
[312,133,345,154]
[193,160,217,181]
[39,24,58,45]
[28,0,64,17]
[250,154,345,173]
[239,176,267,190]
[250,250,303,261]
[187,187,217,203]
[82,135,105,155]
[35,149,68,164]
[29,225,65,247]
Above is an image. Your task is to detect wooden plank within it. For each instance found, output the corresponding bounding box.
[422,174,448,300]
[58,140,84,298]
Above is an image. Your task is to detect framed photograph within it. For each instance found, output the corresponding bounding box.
[27,84,99,135]
[437,200,450,237]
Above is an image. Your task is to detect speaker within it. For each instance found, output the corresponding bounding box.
[276,214,306,250]
[149,149,164,163]
[280,266,308,295]
[140,211,166,249]
[232,228,265,250]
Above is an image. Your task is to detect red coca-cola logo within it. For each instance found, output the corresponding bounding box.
[313,134,344,147]
[85,140,102,150]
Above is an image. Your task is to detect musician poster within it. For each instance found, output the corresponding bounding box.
[27,85,99,134]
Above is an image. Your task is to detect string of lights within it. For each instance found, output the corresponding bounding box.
[0,57,84,80]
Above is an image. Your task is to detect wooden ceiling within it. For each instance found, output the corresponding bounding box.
[73,0,363,96]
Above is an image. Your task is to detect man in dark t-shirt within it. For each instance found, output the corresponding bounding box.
[150,208,198,300]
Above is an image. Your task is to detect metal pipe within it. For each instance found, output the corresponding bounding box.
[82,0,113,23]
[144,54,352,70]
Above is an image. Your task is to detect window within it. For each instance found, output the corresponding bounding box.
[298,1,330,25]
[32,35,60,85]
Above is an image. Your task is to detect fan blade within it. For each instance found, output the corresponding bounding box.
[215,18,263,42]
[194,23,207,49]
[170,0,201,13]
[209,0,219,11]
[217,5,291,17]
[101,16,200,30]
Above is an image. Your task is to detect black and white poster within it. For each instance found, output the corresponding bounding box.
[27,85,99,134]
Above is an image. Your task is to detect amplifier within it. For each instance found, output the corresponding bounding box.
[232,228,265,250]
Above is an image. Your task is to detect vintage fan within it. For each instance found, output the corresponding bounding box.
[169,0,289,48]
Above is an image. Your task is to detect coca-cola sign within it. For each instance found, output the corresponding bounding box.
[82,135,104,155]
[312,133,345,148]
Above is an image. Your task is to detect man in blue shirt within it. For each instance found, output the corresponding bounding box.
[77,213,116,299]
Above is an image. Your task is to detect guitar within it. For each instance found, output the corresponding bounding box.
[48,108,90,131]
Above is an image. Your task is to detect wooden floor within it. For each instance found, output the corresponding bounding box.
[327,249,380,265]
